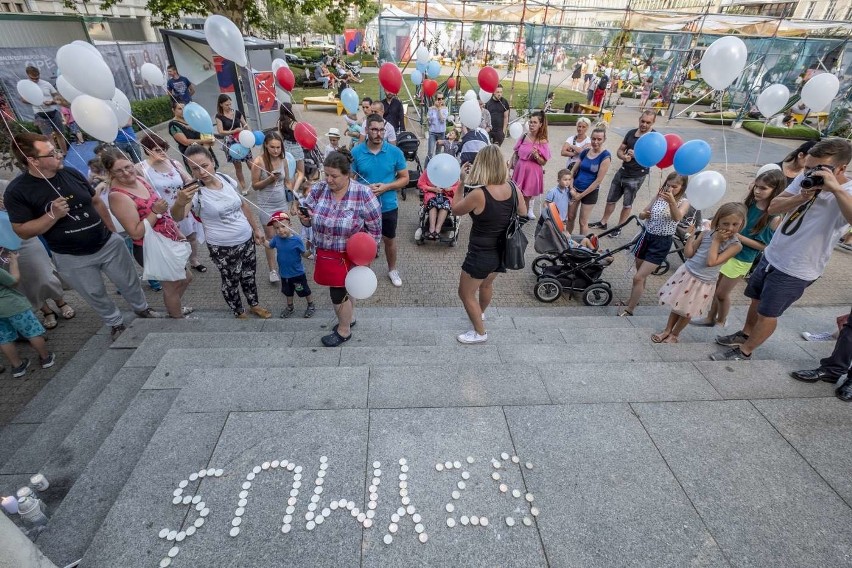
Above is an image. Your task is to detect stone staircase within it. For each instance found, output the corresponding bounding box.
[1,305,850,568]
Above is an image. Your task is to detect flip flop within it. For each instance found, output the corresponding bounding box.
[191,264,208,273]
[651,332,670,343]
[662,335,679,344]
[58,304,75,319]
[43,312,58,330]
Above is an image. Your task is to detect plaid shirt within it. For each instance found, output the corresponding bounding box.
[304,180,382,252]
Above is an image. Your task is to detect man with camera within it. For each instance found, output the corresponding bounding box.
[712,138,852,368]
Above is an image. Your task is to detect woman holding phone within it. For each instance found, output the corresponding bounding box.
[251,132,294,283]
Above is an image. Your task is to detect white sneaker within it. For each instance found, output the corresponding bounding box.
[457,330,488,344]
[801,331,835,342]
[388,270,402,287]
[527,211,536,220]
[269,270,281,283]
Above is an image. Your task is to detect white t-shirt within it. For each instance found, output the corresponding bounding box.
[31,80,58,114]
[564,134,591,167]
[191,174,252,246]
[763,174,852,281]
[361,119,396,143]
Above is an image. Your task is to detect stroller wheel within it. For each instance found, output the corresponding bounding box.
[534,277,562,303]
[652,260,670,276]
[532,254,558,277]
[582,283,613,306]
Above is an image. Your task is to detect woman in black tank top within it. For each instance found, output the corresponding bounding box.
[452,146,528,344]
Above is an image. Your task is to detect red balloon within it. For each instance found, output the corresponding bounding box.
[446,77,456,90]
[346,232,377,266]
[378,62,402,94]
[657,133,684,169]
[422,79,438,97]
[478,66,499,92]
[276,66,295,91]
[293,122,318,150]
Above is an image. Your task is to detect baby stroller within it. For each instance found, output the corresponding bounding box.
[413,171,460,246]
[651,205,703,276]
[396,131,422,202]
[532,204,641,306]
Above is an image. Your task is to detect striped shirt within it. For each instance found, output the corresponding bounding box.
[303,180,382,252]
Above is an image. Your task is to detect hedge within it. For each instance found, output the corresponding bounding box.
[741,121,820,141]
[130,96,172,131]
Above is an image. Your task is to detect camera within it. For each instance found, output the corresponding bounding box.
[801,166,827,190]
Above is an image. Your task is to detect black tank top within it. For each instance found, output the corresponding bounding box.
[469,183,515,251]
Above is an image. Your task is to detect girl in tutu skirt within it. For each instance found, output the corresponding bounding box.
[653,203,747,343]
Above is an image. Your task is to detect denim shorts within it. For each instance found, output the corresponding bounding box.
[606,171,645,207]
[634,231,672,265]
[744,257,814,318]
[0,310,45,344]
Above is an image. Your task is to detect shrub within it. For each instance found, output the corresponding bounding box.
[0,120,36,171]
[742,120,820,140]
[130,96,172,131]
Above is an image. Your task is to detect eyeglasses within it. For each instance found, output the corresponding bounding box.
[368,128,385,133]
[33,149,63,158]
[112,165,136,174]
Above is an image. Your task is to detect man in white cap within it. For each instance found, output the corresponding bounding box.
[323,127,342,159]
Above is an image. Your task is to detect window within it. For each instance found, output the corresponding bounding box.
[804,2,815,19]
[846,6,852,20]
[824,0,837,20]
[14,2,23,11]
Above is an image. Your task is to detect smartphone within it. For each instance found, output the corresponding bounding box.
[182,179,202,190]
[298,205,311,217]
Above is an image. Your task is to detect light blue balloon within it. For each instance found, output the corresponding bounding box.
[426,60,441,78]
[285,152,297,179]
[415,61,427,73]
[633,132,667,168]
[411,70,423,86]
[183,102,213,135]
[673,139,712,175]
[340,87,359,114]
[253,130,265,146]
[425,154,461,189]
[0,211,21,251]
[229,144,250,160]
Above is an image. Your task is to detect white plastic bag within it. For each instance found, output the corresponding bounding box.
[141,220,191,281]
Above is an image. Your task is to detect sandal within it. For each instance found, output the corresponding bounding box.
[651,331,670,344]
[57,303,75,319]
[182,306,195,316]
[618,310,633,317]
[43,312,58,330]
[191,264,208,273]
[662,335,679,344]
[321,330,351,347]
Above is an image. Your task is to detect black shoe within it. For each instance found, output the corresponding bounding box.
[607,229,622,238]
[709,346,751,361]
[11,358,30,378]
[790,368,840,383]
[280,305,295,319]
[716,330,748,347]
[589,221,607,229]
[110,324,127,342]
[321,330,352,347]
[332,320,356,333]
[836,377,852,402]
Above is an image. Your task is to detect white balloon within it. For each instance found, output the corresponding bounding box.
[345,266,378,300]
[425,154,461,188]
[700,36,748,91]
[71,40,103,60]
[109,88,132,127]
[685,170,727,210]
[509,122,524,139]
[140,63,166,87]
[16,80,45,106]
[459,99,481,130]
[56,43,115,100]
[56,75,83,103]
[415,46,430,64]
[238,129,256,148]
[71,95,118,142]
[464,89,477,102]
[271,58,288,73]
[204,15,247,67]
[755,163,782,177]
[800,73,840,112]
[756,83,790,118]
[479,88,492,104]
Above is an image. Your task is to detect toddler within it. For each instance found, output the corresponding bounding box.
[59,97,84,145]
[343,112,362,148]
[436,129,460,158]
[545,168,573,225]
[265,211,315,318]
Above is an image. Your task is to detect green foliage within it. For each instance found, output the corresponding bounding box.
[742,120,821,140]
[311,13,335,36]
[355,1,380,29]
[469,23,484,45]
[0,120,35,172]
[130,96,173,130]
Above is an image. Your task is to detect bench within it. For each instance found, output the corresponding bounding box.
[302,96,345,115]
[578,104,601,115]
[302,68,324,88]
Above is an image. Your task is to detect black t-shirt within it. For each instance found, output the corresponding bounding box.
[5,168,111,255]
[596,76,609,91]
[620,128,654,178]
[486,97,510,130]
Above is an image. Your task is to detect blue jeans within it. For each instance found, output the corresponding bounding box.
[116,141,143,164]
[427,131,445,160]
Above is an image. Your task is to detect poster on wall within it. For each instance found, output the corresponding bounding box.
[253,71,278,113]
[214,56,237,93]
[344,29,364,54]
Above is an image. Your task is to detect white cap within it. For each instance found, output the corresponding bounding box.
[326,127,341,138]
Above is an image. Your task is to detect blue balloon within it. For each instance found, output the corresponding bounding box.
[426,60,441,78]
[253,130,265,146]
[340,87,359,114]
[285,151,297,179]
[183,102,213,135]
[0,211,21,251]
[673,139,712,175]
[228,144,250,160]
[415,61,427,73]
[633,131,667,168]
[411,70,423,86]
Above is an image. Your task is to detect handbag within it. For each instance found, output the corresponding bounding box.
[313,248,351,287]
[141,220,191,281]
[502,181,528,270]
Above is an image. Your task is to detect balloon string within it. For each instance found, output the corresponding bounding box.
[755,121,767,167]
[719,91,728,172]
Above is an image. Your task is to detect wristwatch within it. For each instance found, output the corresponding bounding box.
[155,213,163,219]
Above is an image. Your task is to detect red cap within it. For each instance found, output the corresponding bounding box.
[267,210,290,226]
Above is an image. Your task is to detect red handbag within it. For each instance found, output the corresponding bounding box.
[313,249,351,287]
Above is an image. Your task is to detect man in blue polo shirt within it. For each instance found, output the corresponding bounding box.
[351,113,409,287]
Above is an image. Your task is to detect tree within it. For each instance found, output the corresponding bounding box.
[310,13,335,36]
[469,23,483,46]
[355,1,380,29]
[267,7,309,45]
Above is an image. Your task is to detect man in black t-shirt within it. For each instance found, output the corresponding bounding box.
[590,110,657,237]
[5,133,160,341]
[381,92,404,133]
[485,85,510,146]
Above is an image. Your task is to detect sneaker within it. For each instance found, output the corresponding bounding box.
[135,308,163,319]
[457,330,488,344]
[110,324,127,341]
[710,346,751,361]
[269,270,281,283]
[250,305,272,319]
[11,358,30,378]
[388,270,402,287]
[40,352,56,369]
[280,305,295,318]
[148,280,162,292]
[608,229,622,238]
[589,221,607,229]
[304,304,316,318]
[715,330,748,347]
[527,211,536,220]
[801,331,835,342]
[838,243,852,252]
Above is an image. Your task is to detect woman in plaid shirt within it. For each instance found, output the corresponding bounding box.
[298,152,381,347]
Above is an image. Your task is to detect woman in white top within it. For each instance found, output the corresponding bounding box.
[171,145,272,319]
[137,133,206,273]
[560,117,591,169]
[250,131,294,283]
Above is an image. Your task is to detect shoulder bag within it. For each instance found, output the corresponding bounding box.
[503,181,528,270]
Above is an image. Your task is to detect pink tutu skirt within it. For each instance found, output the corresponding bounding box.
[658,264,716,319]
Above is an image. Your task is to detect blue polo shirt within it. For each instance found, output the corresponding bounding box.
[350,141,406,213]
